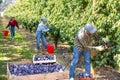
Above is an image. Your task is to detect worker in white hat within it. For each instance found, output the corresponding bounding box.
[69,23,97,80]
[35,17,52,52]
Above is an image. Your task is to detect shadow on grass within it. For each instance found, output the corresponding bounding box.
[0,43,34,80]
[0,60,8,80]
[0,52,33,80]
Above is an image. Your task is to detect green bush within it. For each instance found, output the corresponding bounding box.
[114,54,120,70]
[0,0,2,4]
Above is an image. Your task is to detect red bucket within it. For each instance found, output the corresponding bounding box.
[78,78,93,80]
[46,44,54,54]
[3,30,9,36]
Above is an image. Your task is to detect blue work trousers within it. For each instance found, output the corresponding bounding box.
[69,46,91,79]
[9,26,15,39]
[36,31,46,50]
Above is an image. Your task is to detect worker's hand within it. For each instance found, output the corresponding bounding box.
[103,43,109,50]
[49,27,53,30]
[18,27,20,29]
[6,26,8,29]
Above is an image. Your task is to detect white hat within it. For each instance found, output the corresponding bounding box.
[85,23,97,34]
[41,17,47,22]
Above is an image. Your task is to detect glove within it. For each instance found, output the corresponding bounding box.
[103,43,109,50]
[49,27,53,30]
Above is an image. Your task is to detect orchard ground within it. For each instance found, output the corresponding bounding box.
[0,17,120,80]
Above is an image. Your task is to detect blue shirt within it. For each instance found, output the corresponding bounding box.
[36,22,49,33]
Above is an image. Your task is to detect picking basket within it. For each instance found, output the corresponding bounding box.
[78,78,93,80]
[33,55,56,64]
[3,30,9,36]
[46,44,54,54]
[77,72,93,80]
[7,60,69,80]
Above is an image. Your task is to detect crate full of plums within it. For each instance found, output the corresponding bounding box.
[7,60,69,80]
[33,55,56,64]
[77,72,93,80]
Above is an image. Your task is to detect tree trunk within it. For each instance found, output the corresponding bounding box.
[92,0,96,14]
[54,28,60,49]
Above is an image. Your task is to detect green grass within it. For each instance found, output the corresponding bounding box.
[0,23,35,80]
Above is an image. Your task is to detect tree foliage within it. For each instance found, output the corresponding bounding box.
[4,0,120,68]
[0,0,2,4]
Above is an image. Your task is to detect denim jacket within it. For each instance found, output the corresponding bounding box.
[36,22,49,33]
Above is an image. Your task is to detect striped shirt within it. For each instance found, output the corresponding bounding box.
[74,27,94,51]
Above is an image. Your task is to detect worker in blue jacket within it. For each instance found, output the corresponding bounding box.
[36,17,52,52]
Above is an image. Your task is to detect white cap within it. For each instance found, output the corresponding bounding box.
[41,17,47,22]
[85,23,97,34]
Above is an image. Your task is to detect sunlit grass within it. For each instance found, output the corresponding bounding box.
[15,32,24,43]
[0,22,35,80]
